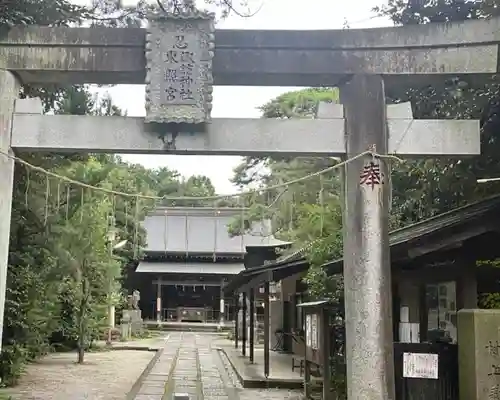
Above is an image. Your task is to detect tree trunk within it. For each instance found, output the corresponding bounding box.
[77,342,85,364]
[77,312,85,364]
[76,271,89,364]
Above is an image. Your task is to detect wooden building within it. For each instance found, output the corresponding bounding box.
[224,194,500,396]
[134,207,289,323]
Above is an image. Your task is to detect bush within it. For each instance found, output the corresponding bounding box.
[0,345,28,387]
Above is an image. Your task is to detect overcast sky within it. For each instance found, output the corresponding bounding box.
[75,0,391,194]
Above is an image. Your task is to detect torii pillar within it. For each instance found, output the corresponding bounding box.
[0,71,20,348]
[317,75,480,400]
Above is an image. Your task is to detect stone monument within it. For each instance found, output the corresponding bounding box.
[458,309,500,400]
[122,290,143,337]
[132,289,141,310]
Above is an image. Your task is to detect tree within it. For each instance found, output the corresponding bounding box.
[373,0,496,26]
[157,173,218,207]
[0,0,86,26]
[1,0,105,375]
[232,88,340,190]
[0,0,227,384]
[2,84,218,378]
[55,190,116,364]
[372,0,500,225]
[230,88,345,296]
[231,88,342,243]
[231,89,349,397]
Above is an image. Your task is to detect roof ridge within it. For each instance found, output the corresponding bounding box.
[390,193,500,236]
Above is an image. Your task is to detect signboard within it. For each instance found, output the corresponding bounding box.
[311,314,318,350]
[145,10,215,124]
[403,352,439,379]
[305,314,312,347]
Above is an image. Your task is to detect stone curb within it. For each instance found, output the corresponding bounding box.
[110,345,160,352]
[215,347,303,390]
[215,347,246,386]
[126,346,165,400]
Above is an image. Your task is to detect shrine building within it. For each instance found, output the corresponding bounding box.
[133,206,289,324]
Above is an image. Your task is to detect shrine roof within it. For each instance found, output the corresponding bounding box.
[296,300,334,310]
[135,260,244,275]
[143,207,291,255]
[224,194,500,294]
[322,193,500,272]
[388,194,500,250]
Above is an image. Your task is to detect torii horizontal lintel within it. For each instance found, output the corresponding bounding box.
[1,17,500,86]
[10,99,480,157]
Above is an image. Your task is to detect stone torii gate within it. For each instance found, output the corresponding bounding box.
[0,10,492,399]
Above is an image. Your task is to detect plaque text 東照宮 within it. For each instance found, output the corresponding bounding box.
[145,12,214,124]
[163,34,196,104]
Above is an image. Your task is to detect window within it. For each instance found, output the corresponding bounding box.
[426,281,457,343]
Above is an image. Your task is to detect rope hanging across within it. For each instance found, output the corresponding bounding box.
[5,148,400,202]
[12,149,403,261]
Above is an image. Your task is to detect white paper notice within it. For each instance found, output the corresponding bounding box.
[311,314,318,350]
[305,315,312,347]
[403,352,439,379]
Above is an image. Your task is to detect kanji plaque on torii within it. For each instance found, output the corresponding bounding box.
[360,160,383,189]
[145,10,215,124]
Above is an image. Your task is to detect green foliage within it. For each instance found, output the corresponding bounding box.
[0,0,252,387]
[232,88,340,189]
[477,259,500,309]
[230,0,500,299]
[373,0,497,26]
[231,88,344,296]
[2,88,218,380]
[2,84,217,379]
[231,11,500,387]
[0,0,86,26]
[55,193,116,363]
[1,53,217,393]
[373,0,500,226]
[479,292,500,309]
[259,87,340,119]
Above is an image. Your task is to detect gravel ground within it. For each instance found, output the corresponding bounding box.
[0,350,154,400]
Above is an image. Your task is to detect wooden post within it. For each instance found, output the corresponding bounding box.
[264,281,270,378]
[340,74,396,399]
[156,278,162,323]
[321,308,331,399]
[249,289,255,363]
[219,282,225,326]
[0,71,19,351]
[304,321,311,399]
[242,291,247,356]
[234,293,239,349]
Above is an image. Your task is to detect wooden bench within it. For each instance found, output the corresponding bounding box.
[292,356,305,376]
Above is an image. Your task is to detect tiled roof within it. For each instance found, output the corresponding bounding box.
[136,261,244,275]
[224,194,500,293]
[143,207,291,255]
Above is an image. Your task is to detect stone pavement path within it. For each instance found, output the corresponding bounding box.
[133,332,300,400]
